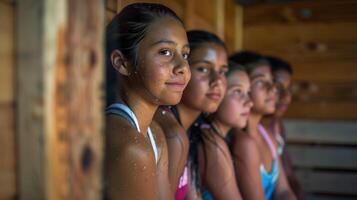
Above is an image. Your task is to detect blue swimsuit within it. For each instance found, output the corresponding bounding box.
[258,124,279,200]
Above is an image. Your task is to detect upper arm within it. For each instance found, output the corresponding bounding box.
[274,157,297,200]
[150,121,174,200]
[231,131,265,200]
[200,131,242,200]
[154,109,189,192]
[105,117,158,200]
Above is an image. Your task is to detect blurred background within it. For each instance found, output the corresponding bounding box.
[1,0,356,199]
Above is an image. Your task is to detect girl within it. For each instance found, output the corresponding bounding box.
[105,3,190,199]
[191,62,252,200]
[154,30,228,200]
[262,56,304,200]
[229,51,296,200]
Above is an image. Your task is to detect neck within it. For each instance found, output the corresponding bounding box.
[212,118,231,138]
[247,111,262,138]
[121,89,158,135]
[176,104,201,131]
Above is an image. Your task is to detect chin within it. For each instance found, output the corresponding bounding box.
[203,104,219,113]
[160,95,183,106]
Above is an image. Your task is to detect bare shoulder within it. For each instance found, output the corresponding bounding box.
[106,115,155,164]
[105,115,157,199]
[154,107,186,139]
[230,129,260,163]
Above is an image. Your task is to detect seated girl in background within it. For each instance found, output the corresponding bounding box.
[154,30,228,200]
[105,3,190,199]
[189,62,253,200]
[229,51,296,200]
[262,56,304,200]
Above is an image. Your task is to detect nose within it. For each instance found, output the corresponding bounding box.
[244,93,254,109]
[209,70,225,88]
[173,54,190,76]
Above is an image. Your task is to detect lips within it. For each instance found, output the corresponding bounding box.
[240,111,250,117]
[206,92,222,101]
[165,81,186,90]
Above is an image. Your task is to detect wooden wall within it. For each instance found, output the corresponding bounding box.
[106,0,243,53]
[0,0,16,199]
[243,0,357,120]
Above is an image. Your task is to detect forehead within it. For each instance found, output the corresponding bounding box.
[250,65,272,80]
[227,71,249,86]
[274,70,291,82]
[190,43,227,63]
[141,17,187,44]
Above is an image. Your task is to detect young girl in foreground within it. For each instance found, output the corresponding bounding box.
[189,62,252,200]
[155,30,228,200]
[229,51,296,200]
[105,3,190,199]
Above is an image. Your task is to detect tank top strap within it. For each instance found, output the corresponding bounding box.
[106,103,158,164]
[258,124,278,159]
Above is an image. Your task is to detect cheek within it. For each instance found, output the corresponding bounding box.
[142,62,170,89]
[183,75,208,100]
[218,96,241,123]
[251,89,264,106]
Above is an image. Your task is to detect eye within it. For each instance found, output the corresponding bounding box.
[234,88,242,95]
[159,49,173,57]
[182,52,189,60]
[196,66,210,74]
[219,68,228,76]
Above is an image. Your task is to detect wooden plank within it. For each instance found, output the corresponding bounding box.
[244,0,357,25]
[305,194,357,200]
[285,101,357,120]
[291,81,357,102]
[17,0,104,199]
[193,0,216,26]
[287,145,357,170]
[0,2,15,104]
[64,0,103,199]
[284,120,357,145]
[17,0,46,198]
[243,22,357,63]
[106,0,117,12]
[291,60,357,83]
[117,0,184,19]
[0,104,16,200]
[223,1,244,52]
[296,170,357,195]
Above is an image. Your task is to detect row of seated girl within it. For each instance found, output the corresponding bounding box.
[105,3,303,200]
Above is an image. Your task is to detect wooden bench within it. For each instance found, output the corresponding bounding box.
[285,120,357,200]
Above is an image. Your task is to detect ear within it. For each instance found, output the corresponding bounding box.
[110,50,131,76]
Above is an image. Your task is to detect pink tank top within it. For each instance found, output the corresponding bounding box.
[175,166,188,200]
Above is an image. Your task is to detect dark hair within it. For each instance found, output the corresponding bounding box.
[186,30,228,194]
[229,51,270,75]
[227,60,246,77]
[105,3,184,106]
[187,30,227,56]
[265,55,293,75]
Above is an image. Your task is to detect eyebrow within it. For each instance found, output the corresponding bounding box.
[151,39,190,49]
[229,83,243,88]
[190,60,212,65]
[250,74,266,80]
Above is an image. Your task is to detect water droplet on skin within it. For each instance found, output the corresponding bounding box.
[142,166,146,170]
[161,110,166,115]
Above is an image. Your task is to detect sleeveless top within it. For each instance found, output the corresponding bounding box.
[162,106,189,200]
[258,124,279,200]
[106,103,158,163]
